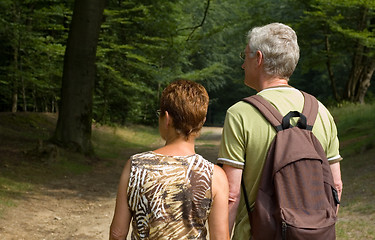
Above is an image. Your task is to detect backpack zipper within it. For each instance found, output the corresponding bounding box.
[282,221,287,240]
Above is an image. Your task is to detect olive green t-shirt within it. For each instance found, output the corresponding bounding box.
[217,87,342,240]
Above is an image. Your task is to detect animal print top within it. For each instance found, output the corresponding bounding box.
[127,151,214,240]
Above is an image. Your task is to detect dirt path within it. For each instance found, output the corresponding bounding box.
[0,127,222,240]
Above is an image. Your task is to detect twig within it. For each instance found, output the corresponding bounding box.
[177,0,210,41]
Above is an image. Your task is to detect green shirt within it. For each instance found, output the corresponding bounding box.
[217,87,342,240]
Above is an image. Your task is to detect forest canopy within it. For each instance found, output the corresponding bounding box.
[1,0,374,126]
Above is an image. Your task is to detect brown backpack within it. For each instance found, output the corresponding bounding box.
[241,91,340,240]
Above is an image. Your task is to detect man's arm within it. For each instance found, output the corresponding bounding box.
[329,162,343,213]
[222,164,243,233]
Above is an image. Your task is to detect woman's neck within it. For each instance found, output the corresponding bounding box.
[154,135,196,156]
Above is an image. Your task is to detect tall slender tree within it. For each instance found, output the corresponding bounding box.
[295,0,375,103]
[53,0,106,155]
[344,6,375,104]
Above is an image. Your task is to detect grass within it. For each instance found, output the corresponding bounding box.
[0,176,33,216]
[0,104,374,239]
[92,124,162,160]
[329,102,375,239]
[336,148,375,239]
[330,102,375,156]
[0,113,161,217]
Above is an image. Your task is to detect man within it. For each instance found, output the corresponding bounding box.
[217,23,343,239]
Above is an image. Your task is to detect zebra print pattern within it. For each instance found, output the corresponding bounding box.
[127,151,213,239]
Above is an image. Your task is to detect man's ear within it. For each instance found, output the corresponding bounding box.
[256,50,263,66]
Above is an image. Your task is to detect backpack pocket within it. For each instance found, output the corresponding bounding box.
[280,207,336,240]
[281,221,335,240]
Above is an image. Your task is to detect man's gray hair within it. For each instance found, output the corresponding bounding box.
[247,23,299,79]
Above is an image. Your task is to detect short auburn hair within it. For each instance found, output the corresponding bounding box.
[160,79,209,138]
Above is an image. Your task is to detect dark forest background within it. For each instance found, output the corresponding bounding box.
[1,0,374,154]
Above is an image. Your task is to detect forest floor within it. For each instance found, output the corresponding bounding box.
[1,112,374,239]
[0,113,222,240]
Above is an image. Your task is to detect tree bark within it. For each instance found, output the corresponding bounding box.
[344,8,374,104]
[345,44,375,104]
[345,44,364,101]
[21,77,27,112]
[325,35,339,101]
[356,59,375,104]
[11,6,20,113]
[12,41,19,113]
[53,0,106,155]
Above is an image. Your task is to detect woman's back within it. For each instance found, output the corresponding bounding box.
[109,80,229,240]
[127,151,214,240]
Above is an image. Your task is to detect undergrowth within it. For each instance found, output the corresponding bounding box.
[330,102,375,156]
[329,102,375,239]
[0,104,374,239]
[0,113,161,217]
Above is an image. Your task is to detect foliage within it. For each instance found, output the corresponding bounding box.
[330,102,375,156]
[291,0,375,103]
[0,0,374,125]
[0,0,72,112]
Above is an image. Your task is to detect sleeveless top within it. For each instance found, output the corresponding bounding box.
[127,151,214,240]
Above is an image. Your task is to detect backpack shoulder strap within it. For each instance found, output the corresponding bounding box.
[242,95,284,132]
[243,91,320,131]
[300,91,319,129]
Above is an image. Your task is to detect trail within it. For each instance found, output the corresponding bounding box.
[0,127,222,240]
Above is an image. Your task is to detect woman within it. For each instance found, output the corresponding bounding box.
[109,79,229,240]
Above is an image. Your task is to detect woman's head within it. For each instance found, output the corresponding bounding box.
[247,23,299,80]
[159,79,209,139]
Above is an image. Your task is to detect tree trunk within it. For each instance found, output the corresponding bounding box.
[20,55,27,112]
[11,41,19,113]
[344,43,375,104]
[325,35,339,101]
[21,77,27,112]
[53,0,106,155]
[343,7,374,104]
[355,59,375,104]
[11,7,21,113]
[345,44,364,102]
[11,85,18,113]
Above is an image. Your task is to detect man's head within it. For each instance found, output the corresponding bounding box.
[247,23,299,80]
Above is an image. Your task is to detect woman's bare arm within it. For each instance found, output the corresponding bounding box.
[109,160,132,240]
[208,165,230,240]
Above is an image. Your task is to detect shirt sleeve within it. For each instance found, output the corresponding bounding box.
[324,105,343,164]
[217,110,246,169]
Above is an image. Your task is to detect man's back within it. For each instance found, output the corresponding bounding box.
[217,87,342,239]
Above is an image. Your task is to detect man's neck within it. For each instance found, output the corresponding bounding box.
[258,77,289,91]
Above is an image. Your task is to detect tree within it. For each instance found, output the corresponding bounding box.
[2,0,374,127]
[0,0,70,112]
[343,6,375,103]
[295,0,375,104]
[53,0,106,155]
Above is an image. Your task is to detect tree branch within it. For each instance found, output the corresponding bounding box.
[177,0,210,41]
